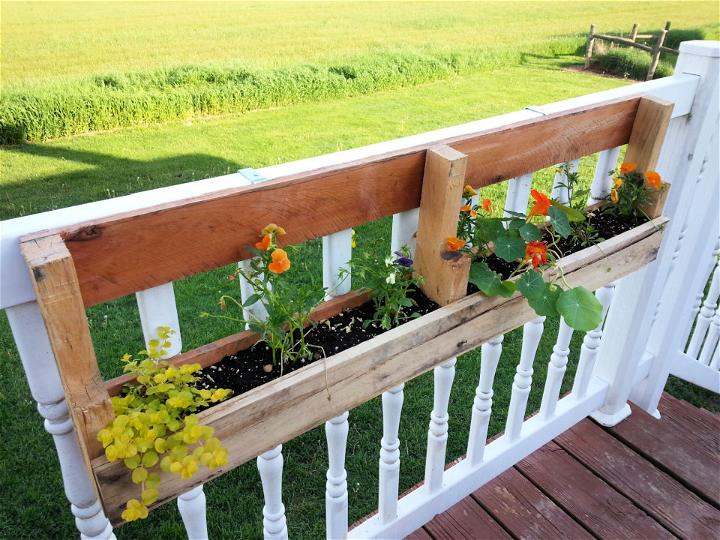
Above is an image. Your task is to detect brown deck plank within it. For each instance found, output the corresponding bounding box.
[473,467,592,539]
[609,401,720,506]
[424,497,511,540]
[516,441,674,539]
[557,419,720,538]
[658,393,720,448]
[404,527,433,540]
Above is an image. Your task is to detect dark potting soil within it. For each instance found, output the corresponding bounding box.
[194,288,439,397]
[194,210,646,399]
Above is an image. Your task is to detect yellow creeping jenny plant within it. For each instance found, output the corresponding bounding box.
[97,326,232,522]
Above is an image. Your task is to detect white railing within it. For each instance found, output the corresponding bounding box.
[1,40,717,540]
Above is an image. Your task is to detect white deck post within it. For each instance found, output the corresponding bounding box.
[325,412,350,540]
[424,358,456,492]
[467,335,504,465]
[6,302,116,540]
[378,384,404,524]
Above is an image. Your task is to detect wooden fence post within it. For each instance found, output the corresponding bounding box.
[630,23,639,42]
[414,145,470,306]
[647,21,671,80]
[584,24,596,69]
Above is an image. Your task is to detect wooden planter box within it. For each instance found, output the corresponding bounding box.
[21,95,673,524]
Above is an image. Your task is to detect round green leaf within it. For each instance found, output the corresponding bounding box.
[548,206,571,238]
[526,282,561,317]
[519,223,542,241]
[469,262,501,295]
[494,233,526,262]
[517,270,545,299]
[488,280,517,298]
[557,287,603,331]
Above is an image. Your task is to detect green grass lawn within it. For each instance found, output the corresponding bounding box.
[2,57,717,539]
[3,1,717,85]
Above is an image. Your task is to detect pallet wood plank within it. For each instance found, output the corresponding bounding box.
[403,527,433,540]
[424,497,510,540]
[556,419,720,537]
[20,235,114,462]
[609,402,720,505]
[516,442,674,538]
[94,222,666,524]
[473,467,592,539]
[415,145,470,306]
[46,98,640,307]
[624,96,673,171]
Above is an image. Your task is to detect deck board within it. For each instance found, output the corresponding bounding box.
[389,393,719,540]
[556,419,720,538]
[472,467,593,539]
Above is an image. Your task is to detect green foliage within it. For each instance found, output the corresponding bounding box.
[603,166,659,220]
[202,225,328,367]
[548,206,571,238]
[469,261,516,298]
[348,245,424,330]
[98,327,232,522]
[556,287,603,331]
[591,47,674,80]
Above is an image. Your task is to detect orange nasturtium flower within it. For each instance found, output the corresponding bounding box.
[446,237,466,252]
[460,204,477,217]
[255,234,272,251]
[528,189,552,217]
[524,241,548,269]
[620,162,637,174]
[645,170,662,190]
[268,248,291,274]
[482,199,492,213]
[463,184,478,198]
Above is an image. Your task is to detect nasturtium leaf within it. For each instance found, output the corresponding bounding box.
[517,270,545,299]
[526,282,561,317]
[504,209,526,218]
[491,280,517,298]
[551,200,586,223]
[493,233,526,262]
[557,287,603,331]
[469,262,502,295]
[507,218,525,230]
[519,223,542,241]
[476,218,505,243]
[548,206,571,238]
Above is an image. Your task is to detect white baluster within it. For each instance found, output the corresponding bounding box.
[239,259,269,323]
[378,384,404,524]
[588,147,621,204]
[467,335,504,466]
[391,209,420,255]
[6,302,116,540]
[551,160,577,205]
[136,282,182,356]
[323,230,352,298]
[258,445,288,540]
[505,317,545,441]
[424,358,456,493]
[539,318,574,419]
[325,412,349,540]
[178,486,208,540]
[710,342,720,370]
[687,263,720,358]
[699,309,720,366]
[503,173,533,221]
[136,283,208,539]
[572,284,615,399]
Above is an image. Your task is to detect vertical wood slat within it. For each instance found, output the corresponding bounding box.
[686,261,720,358]
[588,147,622,204]
[551,159,578,205]
[414,145,470,306]
[323,229,352,298]
[424,358,456,493]
[379,384,404,524]
[624,96,674,171]
[503,174,533,221]
[258,445,288,540]
[467,335,504,465]
[539,319,574,420]
[505,317,546,441]
[572,284,616,399]
[5,303,116,540]
[20,234,114,461]
[325,412,349,540]
[135,284,208,539]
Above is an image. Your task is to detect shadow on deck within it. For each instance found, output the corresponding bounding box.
[398,393,720,539]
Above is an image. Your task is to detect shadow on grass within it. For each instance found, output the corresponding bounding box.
[0,143,244,220]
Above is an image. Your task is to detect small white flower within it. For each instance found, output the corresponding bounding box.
[384,256,393,267]
[386,273,396,285]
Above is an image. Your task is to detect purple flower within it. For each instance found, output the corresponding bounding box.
[396,257,414,268]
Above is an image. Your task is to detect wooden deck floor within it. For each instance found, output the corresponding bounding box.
[407,393,720,540]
